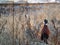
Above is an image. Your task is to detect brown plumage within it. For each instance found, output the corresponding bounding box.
[41,25,50,36]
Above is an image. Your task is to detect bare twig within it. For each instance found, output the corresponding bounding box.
[51,20,58,45]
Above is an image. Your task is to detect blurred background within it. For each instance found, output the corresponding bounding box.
[0,0,60,3]
[0,0,60,45]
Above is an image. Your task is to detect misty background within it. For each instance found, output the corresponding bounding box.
[0,0,60,3]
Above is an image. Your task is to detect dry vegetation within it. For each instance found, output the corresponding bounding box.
[0,4,60,45]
